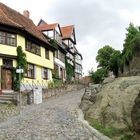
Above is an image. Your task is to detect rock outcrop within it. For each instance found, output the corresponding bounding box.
[80,76,140,139]
[131,92,140,140]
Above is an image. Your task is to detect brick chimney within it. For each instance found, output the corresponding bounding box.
[23,10,29,18]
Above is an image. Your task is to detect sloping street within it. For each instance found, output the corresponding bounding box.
[0,88,109,140]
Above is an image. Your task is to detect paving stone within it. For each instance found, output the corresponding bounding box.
[0,88,102,140]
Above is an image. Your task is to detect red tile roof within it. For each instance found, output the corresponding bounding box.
[37,23,58,31]
[0,2,48,44]
[61,25,74,39]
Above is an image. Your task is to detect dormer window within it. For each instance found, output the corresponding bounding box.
[54,30,62,45]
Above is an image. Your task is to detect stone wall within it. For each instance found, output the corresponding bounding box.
[15,84,85,106]
[42,84,84,99]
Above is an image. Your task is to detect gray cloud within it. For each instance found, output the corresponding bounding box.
[45,0,140,74]
[1,0,140,75]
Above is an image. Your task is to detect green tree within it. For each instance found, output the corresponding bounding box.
[122,23,140,65]
[109,50,121,77]
[90,68,107,84]
[13,46,27,91]
[123,23,139,49]
[96,45,114,69]
[16,46,27,77]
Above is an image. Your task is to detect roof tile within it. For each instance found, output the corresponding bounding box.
[0,2,48,44]
[37,23,58,31]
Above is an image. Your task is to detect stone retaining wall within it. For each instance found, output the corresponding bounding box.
[15,84,85,106]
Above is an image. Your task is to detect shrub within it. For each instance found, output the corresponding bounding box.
[90,68,107,84]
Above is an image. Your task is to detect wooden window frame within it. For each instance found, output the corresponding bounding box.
[42,67,48,80]
[45,48,50,59]
[25,63,35,79]
[25,40,41,56]
[0,31,16,47]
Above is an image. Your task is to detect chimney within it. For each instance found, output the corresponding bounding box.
[23,10,29,18]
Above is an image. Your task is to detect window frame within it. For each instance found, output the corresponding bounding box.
[45,48,50,59]
[25,63,35,79]
[42,67,49,80]
[0,31,16,47]
[25,40,41,56]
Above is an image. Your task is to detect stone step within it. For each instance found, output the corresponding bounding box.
[0,100,13,104]
[2,90,14,94]
[2,92,15,96]
[0,94,14,98]
[0,90,15,104]
[0,96,14,101]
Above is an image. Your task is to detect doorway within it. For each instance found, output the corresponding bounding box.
[1,69,13,90]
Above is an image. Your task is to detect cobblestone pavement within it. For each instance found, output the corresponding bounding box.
[0,89,101,140]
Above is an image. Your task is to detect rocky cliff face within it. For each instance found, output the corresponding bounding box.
[131,92,140,140]
[120,54,140,76]
[80,76,140,139]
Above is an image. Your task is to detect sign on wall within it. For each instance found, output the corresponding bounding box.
[16,69,24,73]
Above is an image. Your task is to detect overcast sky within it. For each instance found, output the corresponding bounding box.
[1,0,140,75]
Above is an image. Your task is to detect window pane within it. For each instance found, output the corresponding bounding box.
[0,31,16,46]
[7,38,16,46]
[27,64,34,78]
[0,31,6,36]
[7,33,15,38]
[43,68,48,79]
[0,36,5,44]
[26,40,41,55]
[45,49,49,59]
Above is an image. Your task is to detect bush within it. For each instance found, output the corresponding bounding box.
[90,68,107,84]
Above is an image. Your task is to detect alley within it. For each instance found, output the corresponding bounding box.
[0,89,105,140]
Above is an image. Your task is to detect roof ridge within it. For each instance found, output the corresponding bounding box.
[61,25,74,28]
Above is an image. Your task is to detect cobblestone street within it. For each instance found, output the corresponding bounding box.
[0,88,108,140]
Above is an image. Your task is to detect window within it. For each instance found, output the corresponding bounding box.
[25,40,41,55]
[3,59,13,67]
[59,51,65,63]
[55,50,58,58]
[42,68,48,79]
[45,49,50,59]
[0,31,16,46]
[25,63,35,78]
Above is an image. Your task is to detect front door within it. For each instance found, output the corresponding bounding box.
[1,69,12,90]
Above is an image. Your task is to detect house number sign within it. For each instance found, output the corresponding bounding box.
[16,69,24,73]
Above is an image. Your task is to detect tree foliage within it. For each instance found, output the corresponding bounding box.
[65,59,74,81]
[96,45,120,77]
[96,45,114,69]
[90,68,107,84]
[122,23,140,65]
[13,46,27,91]
[109,50,121,77]
[90,23,140,83]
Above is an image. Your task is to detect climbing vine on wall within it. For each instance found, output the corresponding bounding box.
[13,46,27,91]
[65,58,74,81]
